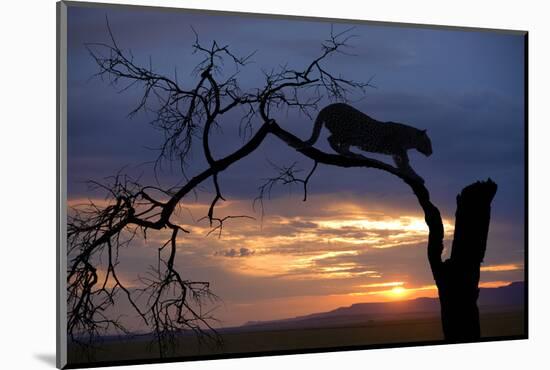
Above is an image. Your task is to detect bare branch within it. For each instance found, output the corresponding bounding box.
[72,23,381,358]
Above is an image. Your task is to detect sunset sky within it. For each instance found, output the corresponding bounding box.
[66,5,525,327]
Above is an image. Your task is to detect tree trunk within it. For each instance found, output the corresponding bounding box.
[434,179,498,342]
[269,123,499,342]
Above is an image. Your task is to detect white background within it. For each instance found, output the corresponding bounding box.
[0,0,548,369]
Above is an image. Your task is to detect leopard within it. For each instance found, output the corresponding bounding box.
[303,103,432,182]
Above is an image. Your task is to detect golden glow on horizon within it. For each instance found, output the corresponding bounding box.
[389,286,407,297]
[67,195,519,303]
[480,264,522,272]
[346,279,514,302]
[66,190,524,328]
[358,281,404,288]
[352,284,438,300]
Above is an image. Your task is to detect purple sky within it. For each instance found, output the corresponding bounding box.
[66,4,526,327]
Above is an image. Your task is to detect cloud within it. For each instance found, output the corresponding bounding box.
[65,7,525,326]
[68,192,522,292]
[358,281,404,288]
[67,191,524,327]
[215,247,255,258]
[480,263,522,272]
[71,192,448,284]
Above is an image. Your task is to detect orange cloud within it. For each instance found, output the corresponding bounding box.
[358,281,405,288]
[68,193,457,283]
[66,184,524,327]
[480,264,522,272]
[478,281,513,288]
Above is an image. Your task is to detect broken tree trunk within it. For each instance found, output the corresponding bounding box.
[268,123,499,343]
[434,179,498,342]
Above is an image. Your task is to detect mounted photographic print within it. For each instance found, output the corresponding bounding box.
[56,1,528,368]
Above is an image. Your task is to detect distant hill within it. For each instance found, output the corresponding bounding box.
[241,281,524,331]
[478,281,524,306]
[92,282,524,341]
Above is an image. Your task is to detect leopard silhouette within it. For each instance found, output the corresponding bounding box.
[304,103,432,182]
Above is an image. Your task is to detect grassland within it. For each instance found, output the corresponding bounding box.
[67,310,525,366]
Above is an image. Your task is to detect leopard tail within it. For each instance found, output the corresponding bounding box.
[304,109,326,146]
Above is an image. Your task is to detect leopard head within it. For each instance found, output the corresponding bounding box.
[416,129,432,156]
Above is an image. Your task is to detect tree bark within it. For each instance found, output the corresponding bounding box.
[434,179,498,342]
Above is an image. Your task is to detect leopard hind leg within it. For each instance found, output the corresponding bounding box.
[328,135,364,159]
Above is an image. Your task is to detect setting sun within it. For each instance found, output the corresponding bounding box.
[389,286,407,297]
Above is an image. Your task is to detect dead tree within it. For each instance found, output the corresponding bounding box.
[69,23,497,357]
[438,180,498,341]
[70,25,371,357]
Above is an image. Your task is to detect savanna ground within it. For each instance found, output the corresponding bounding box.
[68,310,525,366]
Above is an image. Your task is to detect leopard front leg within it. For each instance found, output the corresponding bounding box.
[392,151,424,183]
[392,150,409,170]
